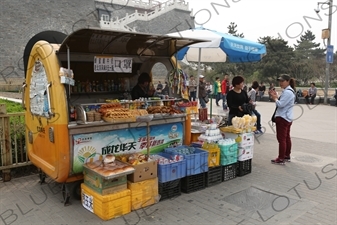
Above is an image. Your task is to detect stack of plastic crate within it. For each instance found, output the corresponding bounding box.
[81,160,133,220]
[165,145,208,193]
[218,139,238,182]
[236,132,254,176]
[151,152,186,201]
[201,143,222,187]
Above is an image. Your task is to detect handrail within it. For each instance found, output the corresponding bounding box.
[99,0,189,31]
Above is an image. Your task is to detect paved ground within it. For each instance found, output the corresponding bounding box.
[0,97,336,225]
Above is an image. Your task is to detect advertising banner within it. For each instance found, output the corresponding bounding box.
[72,122,183,173]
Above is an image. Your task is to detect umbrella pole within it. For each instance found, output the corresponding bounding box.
[210,95,212,119]
[196,47,201,108]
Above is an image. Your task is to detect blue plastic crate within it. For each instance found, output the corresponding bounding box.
[154,152,186,183]
[164,145,208,176]
[220,152,238,166]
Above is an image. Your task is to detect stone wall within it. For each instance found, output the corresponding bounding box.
[0,0,194,84]
[0,0,99,82]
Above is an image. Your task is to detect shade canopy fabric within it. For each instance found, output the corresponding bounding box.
[168,27,266,63]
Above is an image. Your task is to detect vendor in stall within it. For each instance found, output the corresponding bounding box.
[131,72,155,100]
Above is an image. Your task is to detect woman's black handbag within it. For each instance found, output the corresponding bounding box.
[271,108,277,123]
[203,95,209,103]
[241,103,254,115]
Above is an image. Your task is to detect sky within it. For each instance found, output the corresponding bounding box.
[185,0,337,50]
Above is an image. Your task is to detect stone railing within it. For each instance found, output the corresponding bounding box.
[99,0,190,31]
[97,0,188,10]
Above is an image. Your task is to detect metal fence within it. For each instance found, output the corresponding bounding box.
[0,111,31,172]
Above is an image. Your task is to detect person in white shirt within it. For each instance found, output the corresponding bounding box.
[269,74,296,165]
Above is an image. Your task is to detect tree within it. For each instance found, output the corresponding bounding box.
[227,22,244,38]
[256,36,295,83]
[291,30,325,85]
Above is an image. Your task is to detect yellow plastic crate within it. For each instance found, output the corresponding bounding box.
[206,147,220,167]
[127,177,159,210]
[81,183,131,221]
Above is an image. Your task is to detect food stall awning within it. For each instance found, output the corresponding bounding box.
[56,28,209,59]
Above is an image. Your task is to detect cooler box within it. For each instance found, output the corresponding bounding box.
[127,177,159,210]
[83,170,127,195]
[81,183,131,221]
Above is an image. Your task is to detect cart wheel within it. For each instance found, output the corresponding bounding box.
[61,183,71,206]
[39,170,46,184]
[71,181,82,200]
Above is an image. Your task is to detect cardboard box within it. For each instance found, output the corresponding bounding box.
[127,161,157,183]
[83,167,128,195]
[238,145,254,161]
[223,132,254,147]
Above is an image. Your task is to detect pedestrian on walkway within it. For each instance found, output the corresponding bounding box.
[258,82,266,101]
[198,75,207,108]
[221,74,229,110]
[269,74,296,165]
[248,81,263,134]
[214,77,222,106]
[188,75,197,101]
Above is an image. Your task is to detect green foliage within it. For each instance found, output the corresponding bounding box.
[256,36,295,82]
[0,99,24,113]
[227,22,244,38]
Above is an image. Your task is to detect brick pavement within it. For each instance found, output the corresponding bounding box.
[0,101,336,225]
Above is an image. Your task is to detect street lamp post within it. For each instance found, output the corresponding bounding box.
[316,0,333,104]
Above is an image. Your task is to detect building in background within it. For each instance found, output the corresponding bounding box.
[0,0,194,84]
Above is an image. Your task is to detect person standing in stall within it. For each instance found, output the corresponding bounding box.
[131,72,155,100]
[226,75,250,125]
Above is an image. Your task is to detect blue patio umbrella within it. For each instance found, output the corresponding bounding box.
[172,27,266,63]
[168,27,266,117]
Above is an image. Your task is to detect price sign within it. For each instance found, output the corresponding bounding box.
[82,192,94,213]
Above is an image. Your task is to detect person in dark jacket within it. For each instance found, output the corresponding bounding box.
[198,75,207,108]
[131,72,154,100]
[226,75,250,125]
